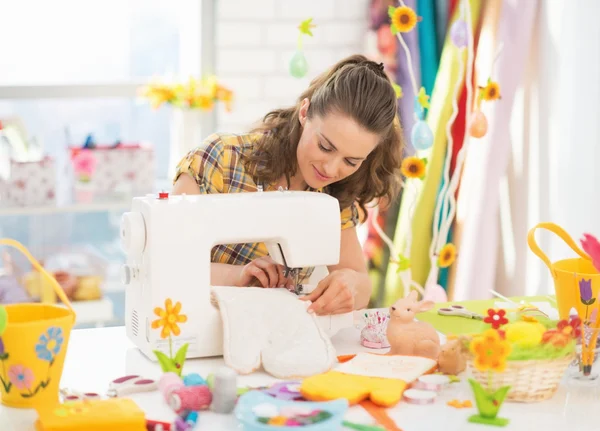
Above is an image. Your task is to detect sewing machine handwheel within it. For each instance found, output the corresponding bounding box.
[121,212,146,255]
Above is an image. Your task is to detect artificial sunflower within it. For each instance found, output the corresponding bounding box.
[470,329,511,372]
[480,80,501,101]
[401,156,426,179]
[437,243,457,268]
[389,6,418,34]
[152,298,188,339]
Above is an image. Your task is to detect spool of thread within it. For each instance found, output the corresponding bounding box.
[411,375,450,392]
[159,372,185,402]
[211,366,238,414]
[186,411,199,427]
[402,389,437,405]
[169,386,212,414]
[183,373,207,387]
[174,417,191,431]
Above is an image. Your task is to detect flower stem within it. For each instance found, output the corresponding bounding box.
[169,336,173,359]
[487,370,493,391]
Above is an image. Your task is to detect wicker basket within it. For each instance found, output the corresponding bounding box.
[466,354,574,403]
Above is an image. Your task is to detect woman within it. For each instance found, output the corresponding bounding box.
[172,54,404,316]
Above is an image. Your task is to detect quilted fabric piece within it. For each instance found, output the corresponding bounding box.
[211,286,336,379]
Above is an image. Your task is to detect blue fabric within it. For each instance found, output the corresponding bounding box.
[435,0,450,57]
[417,0,439,95]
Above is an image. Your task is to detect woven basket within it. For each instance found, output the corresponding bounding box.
[466,354,574,403]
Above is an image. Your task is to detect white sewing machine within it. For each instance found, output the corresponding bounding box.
[120,189,355,360]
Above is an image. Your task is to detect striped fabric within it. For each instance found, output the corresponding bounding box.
[173,132,360,283]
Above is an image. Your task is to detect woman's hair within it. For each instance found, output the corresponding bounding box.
[245,54,404,214]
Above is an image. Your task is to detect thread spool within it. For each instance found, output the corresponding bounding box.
[186,411,199,427]
[159,372,185,402]
[211,366,238,414]
[169,386,212,414]
[183,373,207,387]
[403,389,437,405]
[411,374,450,392]
[174,416,191,431]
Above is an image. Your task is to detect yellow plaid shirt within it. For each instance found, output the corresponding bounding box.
[173,132,360,283]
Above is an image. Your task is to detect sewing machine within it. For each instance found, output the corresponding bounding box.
[120,189,355,360]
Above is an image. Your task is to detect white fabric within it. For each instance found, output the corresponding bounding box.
[211,286,336,379]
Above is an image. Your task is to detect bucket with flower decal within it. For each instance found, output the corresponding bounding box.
[528,222,600,320]
[0,239,76,409]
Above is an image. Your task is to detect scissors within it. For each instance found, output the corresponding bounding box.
[438,305,484,320]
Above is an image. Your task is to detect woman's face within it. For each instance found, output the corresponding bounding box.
[296,98,380,189]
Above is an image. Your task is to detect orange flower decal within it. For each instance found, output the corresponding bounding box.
[470,329,511,373]
[151,298,188,339]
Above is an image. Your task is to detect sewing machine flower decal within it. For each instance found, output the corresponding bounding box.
[0,323,64,398]
[151,298,189,376]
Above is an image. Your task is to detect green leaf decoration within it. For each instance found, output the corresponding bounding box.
[395,254,411,272]
[0,377,12,393]
[0,306,7,336]
[390,24,398,35]
[421,158,428,166]
[173,343,189,376]
[388,6,396,18]
[21,392,33,398]
[153,350,175,373]
[0,353,9,361]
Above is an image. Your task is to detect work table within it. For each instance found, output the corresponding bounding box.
[0,323,596,431]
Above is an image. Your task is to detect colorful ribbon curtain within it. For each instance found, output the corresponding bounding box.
[383,0,484,305]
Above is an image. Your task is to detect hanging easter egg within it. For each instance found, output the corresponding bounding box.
[289,51,308,78]
[411,120,434,150]
[450,19,468,48]
[469,110,488,138]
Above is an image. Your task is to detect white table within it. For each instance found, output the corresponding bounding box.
[0,326,598,431]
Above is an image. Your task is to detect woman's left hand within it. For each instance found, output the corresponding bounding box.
[300,269,358,315]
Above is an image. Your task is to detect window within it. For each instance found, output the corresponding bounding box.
[0,0,213,181]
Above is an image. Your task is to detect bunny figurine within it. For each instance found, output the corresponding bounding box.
[386,290,441,360]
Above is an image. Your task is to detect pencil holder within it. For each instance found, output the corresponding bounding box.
[0,239,76,409]
[360,310,389,349]
[528,222,600,320]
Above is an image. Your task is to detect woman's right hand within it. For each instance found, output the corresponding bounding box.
[235,256,294,289]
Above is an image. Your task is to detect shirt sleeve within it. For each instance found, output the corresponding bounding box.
[340,202,361,230]
[172,136,225,194]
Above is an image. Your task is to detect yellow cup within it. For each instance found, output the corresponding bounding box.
[0,239,76,409]
[528,222,600,320]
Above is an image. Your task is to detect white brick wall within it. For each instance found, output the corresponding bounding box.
[214,0,370,133]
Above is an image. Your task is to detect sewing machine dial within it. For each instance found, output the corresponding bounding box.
[120,211,146,256]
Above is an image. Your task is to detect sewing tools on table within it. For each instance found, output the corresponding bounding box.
[107,374,158,397]
[360,310,390,349]
[489,290,551,318]
[158,372,186,401]
[168,385,213,414]
[437,304,484,320]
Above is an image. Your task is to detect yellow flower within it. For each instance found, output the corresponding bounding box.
[417,87,430,109]
[390,6,418,33]
[480,81,501,101]
[504,321,545,348]
[152,298,188,339]
[470,329,511,372]
[401,156,426,179]
[392,83,403,99]
[520,315,538,323]
[438,243,457,268]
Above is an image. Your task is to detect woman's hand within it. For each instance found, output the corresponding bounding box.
[235,256,294,289]
[300,269,358,315]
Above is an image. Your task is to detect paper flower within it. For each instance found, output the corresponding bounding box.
[35,327,64,363]
[72,150,97,182]
[470,329,511,373]
[401,156,426,179]
[483,309,508,329]
[479,80,501,101]
[437,243,457,268]
[557,316,582,338]
[579,279,595,306]
[298,18,316,36]
[8,365,35,391]
[541,329,571,348]
[152,298,188,339]
[581,233,600,272]
[389,6,418,34]
[416,87,430,109]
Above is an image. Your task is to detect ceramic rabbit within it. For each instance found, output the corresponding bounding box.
[386,290,441,360]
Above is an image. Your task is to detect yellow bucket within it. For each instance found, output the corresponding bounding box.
[527,222,600,320]
[0,239,76,409]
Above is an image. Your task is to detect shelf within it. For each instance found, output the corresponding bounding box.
[0,200,131,216]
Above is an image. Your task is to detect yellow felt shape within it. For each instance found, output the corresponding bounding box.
[300,371,407,407]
